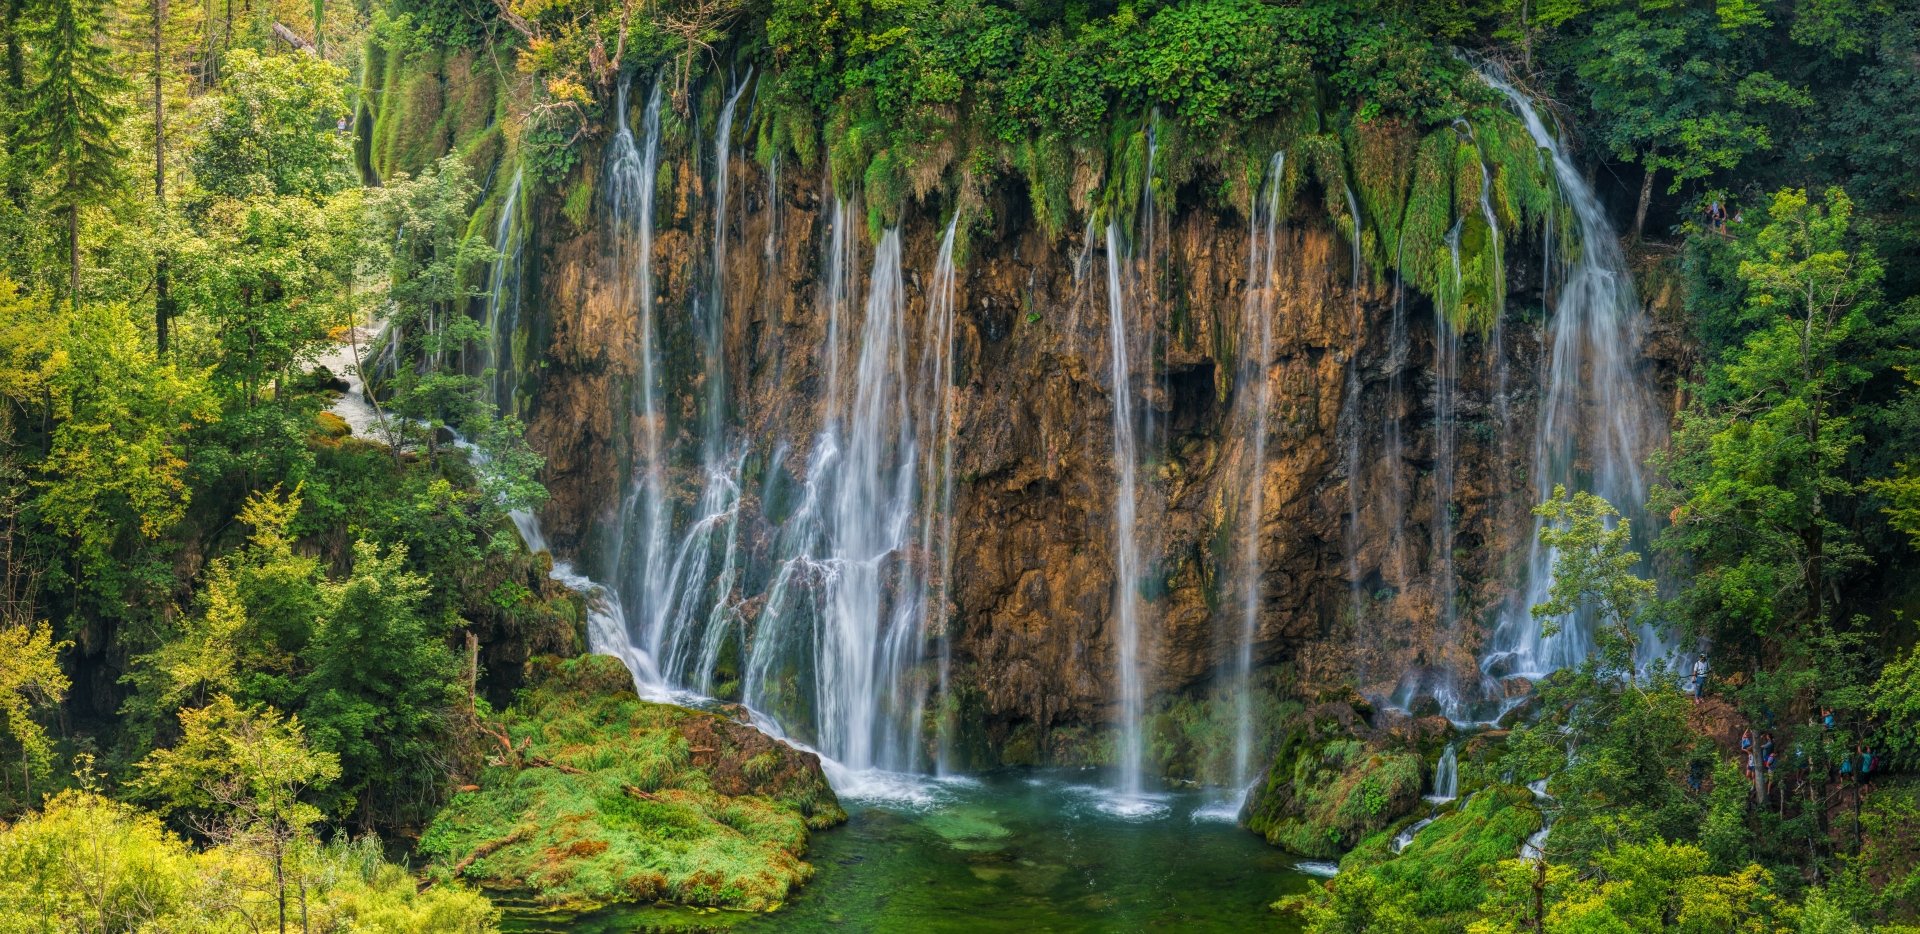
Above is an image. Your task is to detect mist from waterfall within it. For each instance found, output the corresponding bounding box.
[1478,67,1670,682]
[1230,152,1285,790]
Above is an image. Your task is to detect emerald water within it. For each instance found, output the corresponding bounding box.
[502,770,1312,933]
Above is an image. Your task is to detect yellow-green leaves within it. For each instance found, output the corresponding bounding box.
[0,621,69,802]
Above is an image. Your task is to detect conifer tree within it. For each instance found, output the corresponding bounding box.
[18,0,127,304]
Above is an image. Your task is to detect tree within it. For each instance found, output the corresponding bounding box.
[358,155,501,459]
[17,0,129,302]
[133,695,341,934]
[122,487,319,738]
[30,301,217,584]
[1656,188,1888,647]
[1531,485,1657,679]
[0,621,67,805]
[186,49,350,202]
[301,539,461,825]
[1553,2,1809,237]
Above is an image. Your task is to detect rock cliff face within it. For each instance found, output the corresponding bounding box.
[476,81,1677,768]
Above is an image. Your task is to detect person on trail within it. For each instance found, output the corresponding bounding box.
[1740,729,1753,753]
[1761,732,1775,761]
[1689,654,1709,701]
[337,115,349,136]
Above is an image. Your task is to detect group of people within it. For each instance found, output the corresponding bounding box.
[1687,655,1883,798]
[1735,715,1881,792]
[1705,199,1743,235]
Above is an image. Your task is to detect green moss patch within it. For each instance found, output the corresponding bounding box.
[419,655,845,913]
[1245,724,1423,858]
[1336,783,1542,922]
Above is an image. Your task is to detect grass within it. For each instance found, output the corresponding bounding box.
[419,655,845,912]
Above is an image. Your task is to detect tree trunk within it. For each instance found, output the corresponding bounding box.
[154,0,171,355]
[1632,164,1655,241]
[67,207,79,306]
[1531,856,1546,932]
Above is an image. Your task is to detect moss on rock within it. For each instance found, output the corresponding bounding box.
[1244,710,1423,858]
[419,655,845,913]
[1335,783,1543,922]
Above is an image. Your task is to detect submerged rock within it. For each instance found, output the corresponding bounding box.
[420,654,845,913]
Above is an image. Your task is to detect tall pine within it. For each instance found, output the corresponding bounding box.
[19,0,126,305]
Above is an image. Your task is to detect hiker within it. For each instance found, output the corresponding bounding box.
[1706,199,1725,232]
[1689,653,1709,702]
[1761,732,1775,761]
[337,115,349,136]
[1822,707,1835,730]
[1740,728,1753,754]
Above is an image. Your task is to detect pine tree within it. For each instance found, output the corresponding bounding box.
[18,0,127,304]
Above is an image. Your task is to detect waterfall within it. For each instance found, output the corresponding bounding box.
[738,222,942,775]
[1339,183,1367,626]
[1477,68,1670,682]
[919,215,963,773]
[1105,220,1147,800]
[1433,217,1463,650]
[1378,236,1412,588]
[1392,816,1435,854]
[480,167,524,411]
[604,75,678,687]
[1428,742,1458,802]
[1231,152,1285,789]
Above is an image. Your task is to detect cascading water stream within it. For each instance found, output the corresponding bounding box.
[737,218,945,779]
[480,167,524,412]
[919,215,963,773]
[1477,67,1671,683]
[1105,220,1148,803]
[1339,183,1367,626]
[603,75,677,685]
[1230,152,1286,792]
[1429,742,1459,802]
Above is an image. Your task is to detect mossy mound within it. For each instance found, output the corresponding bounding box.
[1335,784,1543,921]
[420,655,845,913]
[1243,705,1421,858]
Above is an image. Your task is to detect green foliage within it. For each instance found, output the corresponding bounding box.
[1471,840,1790,933]
[0,790,497,932]
[0,621,70,806]
[16,0,129,298]
[188,49,353,202]
[133,693,341,844]
[419,655,845,912]
[1656,188,1897,642]
[1554,3,1809,213]
[302,538,463,817]
[3,290,217,583]
[1503,678,1709,870]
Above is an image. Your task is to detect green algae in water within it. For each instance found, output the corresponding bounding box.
[503,770,1313,932]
